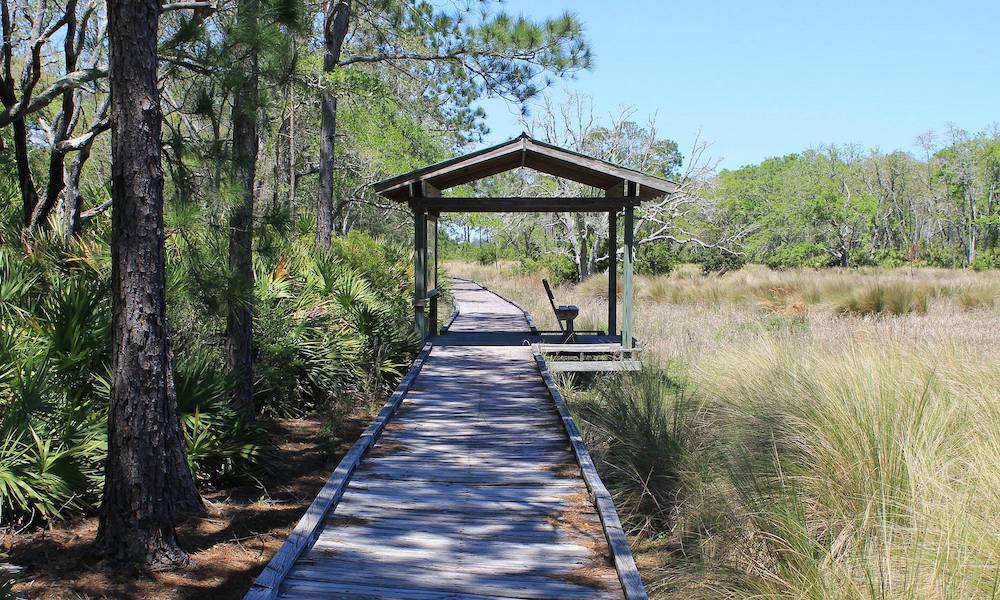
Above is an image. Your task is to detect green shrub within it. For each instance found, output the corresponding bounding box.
[636,242,677,275]
[765,242,833,269]
[174,347,268,483]
[873,248,909,269]
[254,244,418,416]
[538,254,577,285]
[971,247,1000,271]
[474,244,501,265]
[694,246,746,273]
[917,245,963,268]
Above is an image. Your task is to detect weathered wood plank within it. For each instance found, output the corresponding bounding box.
[546,360,642,372]
[286,560,619,600]
[533,348,649,600]
[242,343,433,600]
[321,516,601,544]
[327,504,602,527]
[351,467,576,485]
[309,534,595,563]
[278,577,528,600]
[246,279,640,600]
[362,454,577,470]
[533,343,642,354]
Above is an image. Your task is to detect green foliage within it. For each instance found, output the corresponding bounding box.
[252,236,418,416]
[916,245,964,268]
[0,205,417,528]
[692,246,747,273]
[507,251,578,285]
[972,247,1000,271]
[636,242,677,275]
[764,241,833,269]
[174,348,268,482]
[474,245,500,265]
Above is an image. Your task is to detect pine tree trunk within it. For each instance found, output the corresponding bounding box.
[226,0,259,418]
[288,85,296,220]
[317,0,351,250]
[98,0,202,569]
[317,91,336,250]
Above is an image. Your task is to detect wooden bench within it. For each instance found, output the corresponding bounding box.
[543,279,579,342]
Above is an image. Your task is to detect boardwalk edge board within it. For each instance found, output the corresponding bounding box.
[449,276,539,333]
[440,306,460,333]
[242,341,435,600]
[532,347,650,600]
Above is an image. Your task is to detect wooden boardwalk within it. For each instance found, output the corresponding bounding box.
[245,280,645,600]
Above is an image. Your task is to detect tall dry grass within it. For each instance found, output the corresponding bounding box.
[445,260,1000,599]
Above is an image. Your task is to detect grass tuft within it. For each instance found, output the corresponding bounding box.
[836,281,932,316]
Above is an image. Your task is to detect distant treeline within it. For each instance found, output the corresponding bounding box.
[709,128,1000,270]
[445,124,1000,278]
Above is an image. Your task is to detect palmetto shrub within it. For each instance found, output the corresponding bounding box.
[0,242,108,526]
[0,180,417,527]
[174,347,268,483]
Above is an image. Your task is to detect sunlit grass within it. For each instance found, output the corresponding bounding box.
[446,259,1000,599]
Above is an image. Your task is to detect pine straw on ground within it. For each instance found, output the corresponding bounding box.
[2,415,366,600]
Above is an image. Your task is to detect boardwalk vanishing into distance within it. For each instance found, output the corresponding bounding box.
[244,279,646,600]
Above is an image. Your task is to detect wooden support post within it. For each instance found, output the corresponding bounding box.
[423,187,440,338]
[410,182,428,341]
[608,209,618,335]
[413,208,427,340]
[429,294,438,335]
[622,182,637,349]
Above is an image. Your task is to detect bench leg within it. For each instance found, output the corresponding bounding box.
[562,318,575,343]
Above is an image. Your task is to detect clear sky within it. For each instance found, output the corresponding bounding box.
[476,0,999,170]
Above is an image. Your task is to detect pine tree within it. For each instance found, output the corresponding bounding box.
[97,0,202,569]
[226,0,261,418]
[315,1,592,247]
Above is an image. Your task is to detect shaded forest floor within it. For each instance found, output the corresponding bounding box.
[3,415,366,600]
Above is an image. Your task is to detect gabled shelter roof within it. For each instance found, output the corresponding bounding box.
[373,133,678,201]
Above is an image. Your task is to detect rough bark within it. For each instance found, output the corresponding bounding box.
[0,0,38,231]
[225,0,259,418]
[97,0,202,569]
[288,84,296,220]
[316,0,351,249]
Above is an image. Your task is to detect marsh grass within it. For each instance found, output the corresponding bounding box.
[570,366,694,537]
[446,260,1000,599]
[836,281,932,316]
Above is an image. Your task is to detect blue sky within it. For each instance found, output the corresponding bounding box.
[476,0,999,170]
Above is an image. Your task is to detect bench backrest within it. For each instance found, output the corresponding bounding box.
[542,279,565,333]
[542,278,556,302]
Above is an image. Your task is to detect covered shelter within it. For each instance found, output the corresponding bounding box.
[373,132,677,350]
